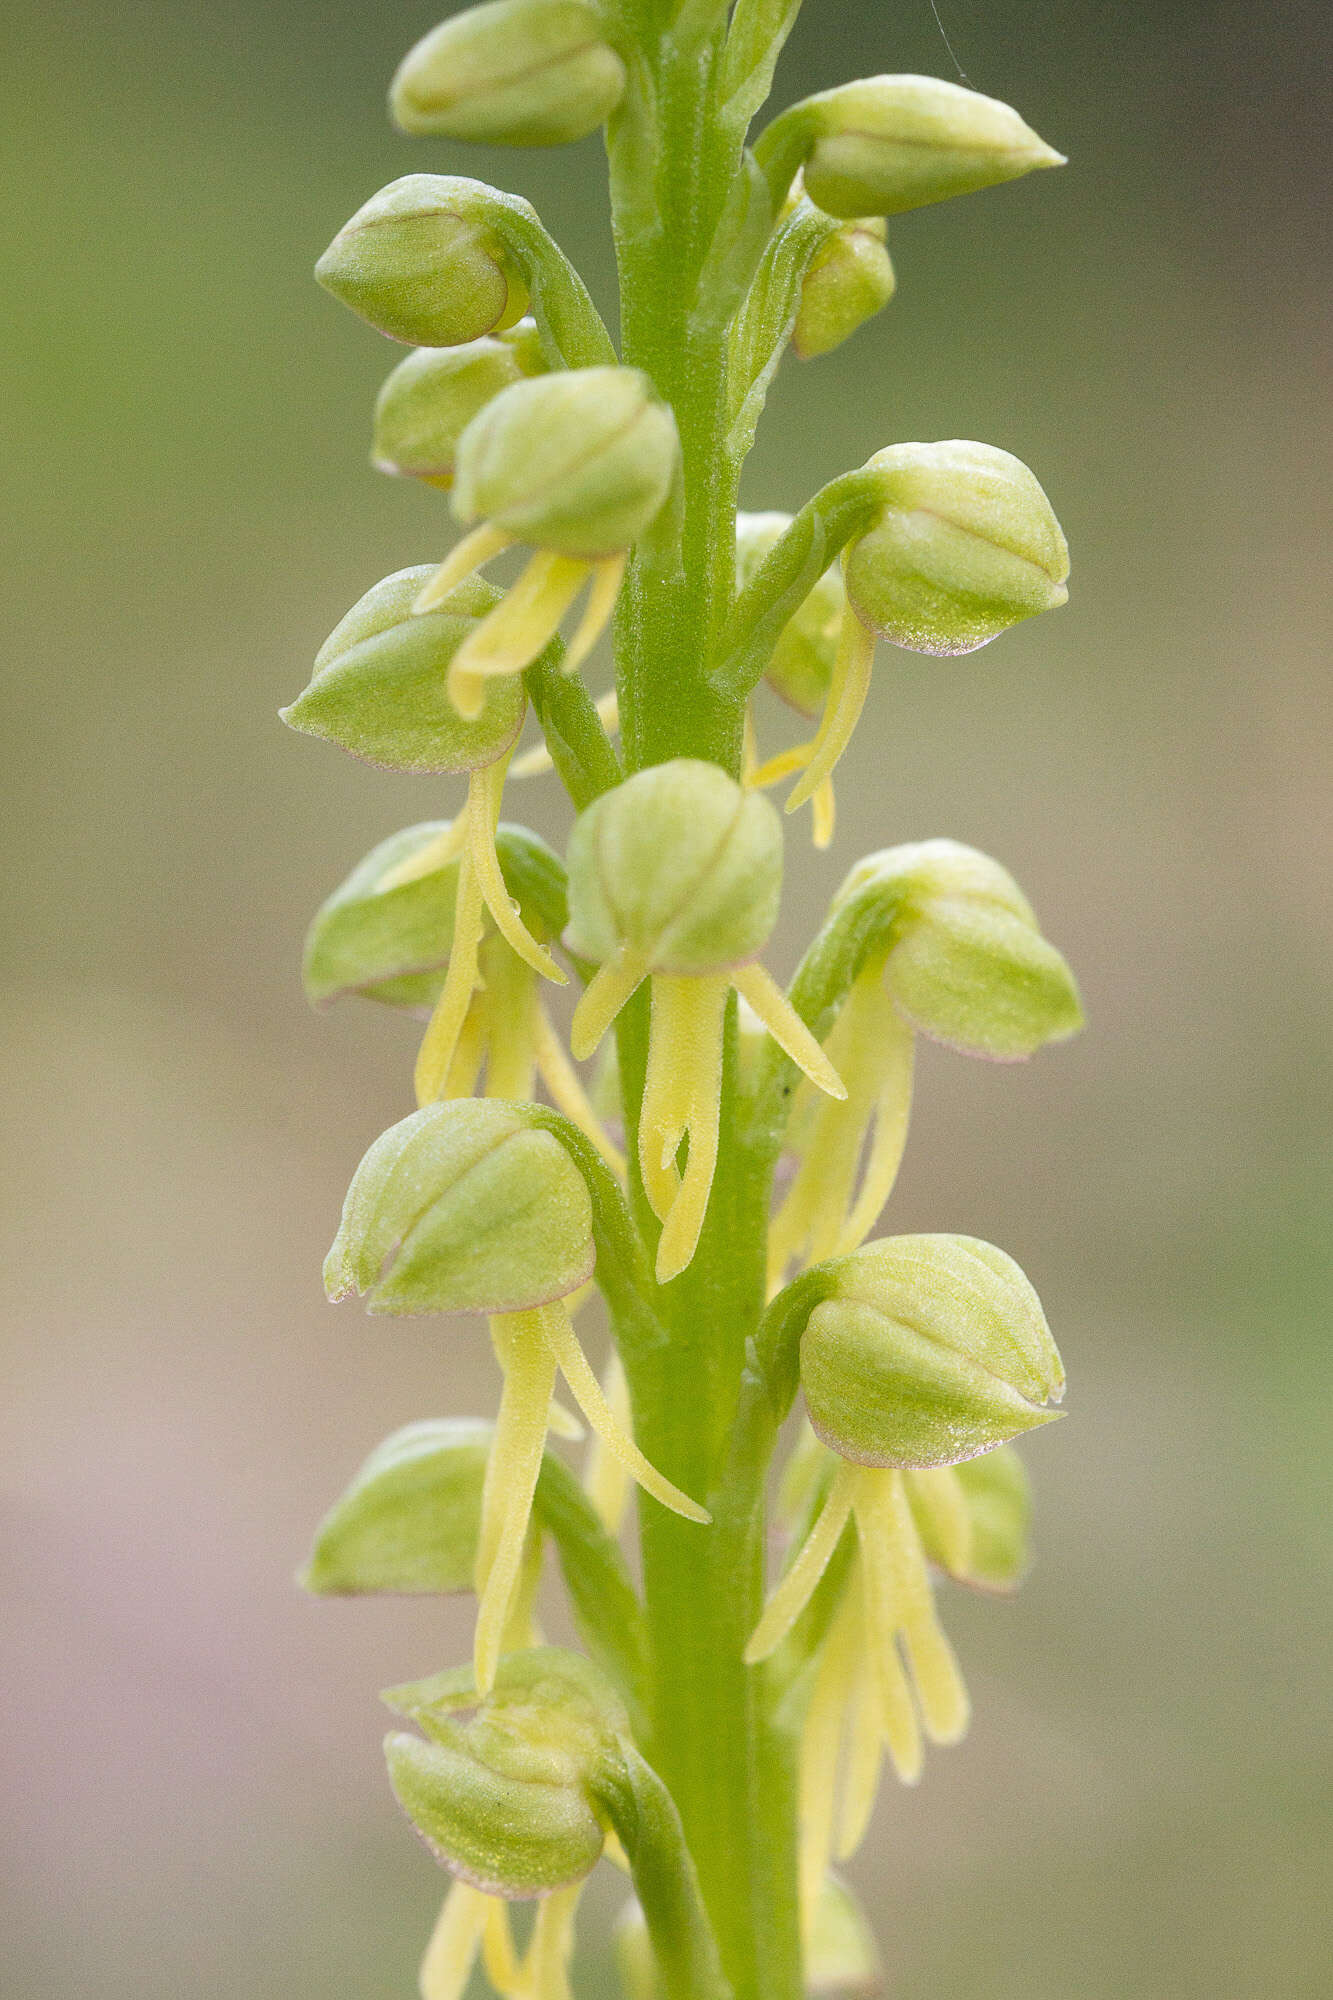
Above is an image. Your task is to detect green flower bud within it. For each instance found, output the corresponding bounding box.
[316,176,530,346]
[302,820,565,1012]
[793,217,895,361]
[800,1234,1065,1468]
[836,839,1083,1058]
[736,512,845,717]
[454,366,679,559]
[391,0,626,148]
[910,1444,1031,1591]
[325,1099,595,1316]
[383,1649,621,1895]
[799,75,1064,220]
[301,1418,491,1595]
[373,337,531,487]
[281,566,525,773]
[845,441,1069,656]
[565,759,782,975]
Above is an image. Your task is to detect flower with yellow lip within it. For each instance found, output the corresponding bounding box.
[769,839,1082,1285]
[751,1235,1064,1930]
[281,564,572,1100]
[777,1445,1027,1945]
[782,440,1069,820]
[302,818,623,1173]
[414,365,680,722]
[564,760,847,1283]
[325,1100,709,1695]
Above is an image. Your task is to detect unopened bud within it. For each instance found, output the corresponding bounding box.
[846,440,1069,655]
[281,566,525,772]
[454,366,679,558]
[392,0,626,148]
[565,759,782,975]
[736,512,845,717]
[316,175,529,347]
[384,1649,620,1895]
[800,1234,1065,1467]
[799,74,1063,220]
[373,336,533,487]
[325,1099,594,1315]
[302,1418,491,1595]
[836,839,1082,1057]
[793,216,895,360]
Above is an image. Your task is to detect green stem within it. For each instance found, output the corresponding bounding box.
[606,20,803,1998]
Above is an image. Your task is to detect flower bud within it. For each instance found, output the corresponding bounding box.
[736,512,845,717]
[373,337,530,487]
[316,176,529,347]
[391,0,626,148]
[836,839,1082,1058]
[302,1418,491,1595]
[800,1234,1065,1467]
[383,1649,620,1895]
[281,566,525,772]
[325,1099,595,1316]
[846,440,1069,656]
[565,759,782,975]
[453,366,679,559]
[798,75,1064,220]
[793,217,895,360]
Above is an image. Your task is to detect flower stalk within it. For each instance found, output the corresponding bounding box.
[289,8,1080,1998]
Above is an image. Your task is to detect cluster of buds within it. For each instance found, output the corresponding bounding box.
[293,9,1079,1996]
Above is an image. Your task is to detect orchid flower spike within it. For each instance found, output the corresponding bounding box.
[565,760,847,1282]
[769,840,1082,1286]
[413,366,679,720]
[325,1100,708,1692]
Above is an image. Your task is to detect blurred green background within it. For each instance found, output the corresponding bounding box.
[3,0,1329,1994]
